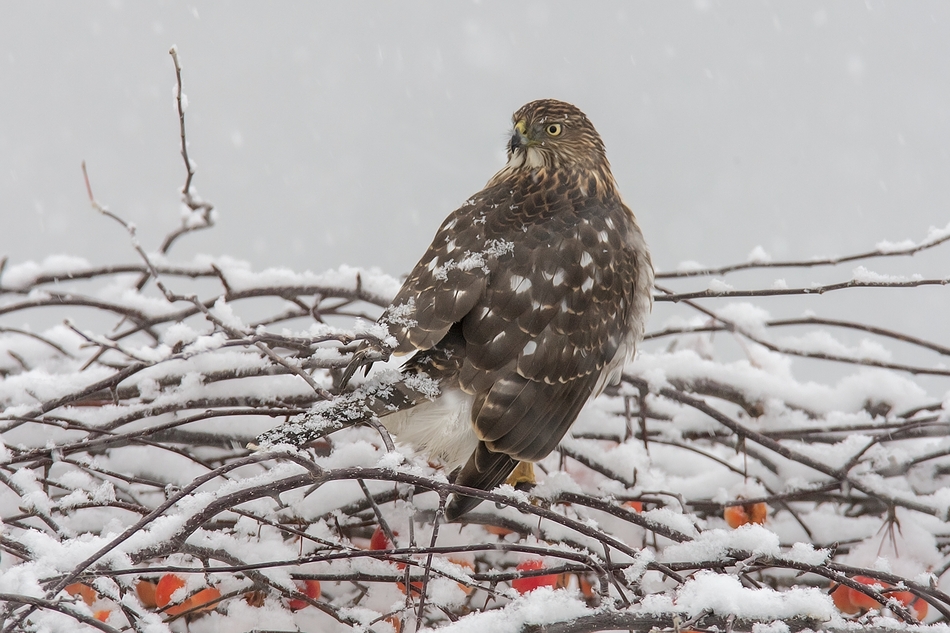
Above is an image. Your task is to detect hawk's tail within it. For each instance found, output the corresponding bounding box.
[445,442,519,521]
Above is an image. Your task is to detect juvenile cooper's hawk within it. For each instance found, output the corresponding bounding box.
[261,99,653,520]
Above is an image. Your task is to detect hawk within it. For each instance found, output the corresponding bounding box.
[262,99,653,520]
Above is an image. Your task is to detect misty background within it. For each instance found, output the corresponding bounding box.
[2,1,949,386]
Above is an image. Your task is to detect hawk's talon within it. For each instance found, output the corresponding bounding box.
[506,461,537,489]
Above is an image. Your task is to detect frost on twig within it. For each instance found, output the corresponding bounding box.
[3,53,950,633]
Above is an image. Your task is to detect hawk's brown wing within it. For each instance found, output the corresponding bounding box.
[382,170,648,518]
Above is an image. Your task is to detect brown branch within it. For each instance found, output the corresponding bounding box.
[524,611,821,633]
[0,593,121,633]
[159,46,215,256]
[655,275,950,302]
[655,228,950,279]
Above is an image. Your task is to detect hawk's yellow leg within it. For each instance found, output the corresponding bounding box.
[506,461,536,487]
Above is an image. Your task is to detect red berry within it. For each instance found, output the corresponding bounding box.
[288,579,322,610]
[892,590,928,620]
[180,587,221,615]
[831,583,859,614]
[65,583,97,606]
[155,574,185,608]
[848,575,887,610]
[369,526,419,593]
[370,525,394,551]
[155,574,220,616]
[512,559,558,594]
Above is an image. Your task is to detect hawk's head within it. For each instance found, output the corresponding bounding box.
[506,99,608,172]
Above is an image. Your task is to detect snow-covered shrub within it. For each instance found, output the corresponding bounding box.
[3,51,950,633]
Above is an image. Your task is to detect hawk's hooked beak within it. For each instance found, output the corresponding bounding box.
[509,119,529,153]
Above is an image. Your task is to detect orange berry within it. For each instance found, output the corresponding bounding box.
[65,583,98,606]
[723,505,749,528]
[892,590,928,620]
[624,500,643,512]
[511,559,558,594]
[484,524,514,536]
[154,573,221,617]
[724,502,768,528]
[163,599,192,617]
[155,574,186,608]
[93,609,111,622]
[848,575,888,610]
[578,574,596,598]
[183,587,221,614]
[831,583,859,614]
[748,502,768,524]
[135,579,158,608]
[288,579,322,610]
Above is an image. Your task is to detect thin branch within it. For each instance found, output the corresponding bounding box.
[656,228,950,279]
[655,274,950,302]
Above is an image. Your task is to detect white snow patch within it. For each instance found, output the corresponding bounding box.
[707,279,734,294]
[660,524,780,562]
[852,266,921,284]
[376,450,406,469]
[211,296,246,330]
[747,246,772,263]
[676,260,705,272]
[716,302,771,335]
[426,588,589,633]
[623,548,655,583]
[785,542,830,566]
[875,238,916,253]
[2,255,93,289]
[669,570,835,620]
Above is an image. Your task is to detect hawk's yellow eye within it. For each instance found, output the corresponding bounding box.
[546,123,562,137]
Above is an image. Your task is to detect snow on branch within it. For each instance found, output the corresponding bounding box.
[2,52,950,633]
[658,221,950,279]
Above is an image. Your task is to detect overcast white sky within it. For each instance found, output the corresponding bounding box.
[2,1,949,364]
